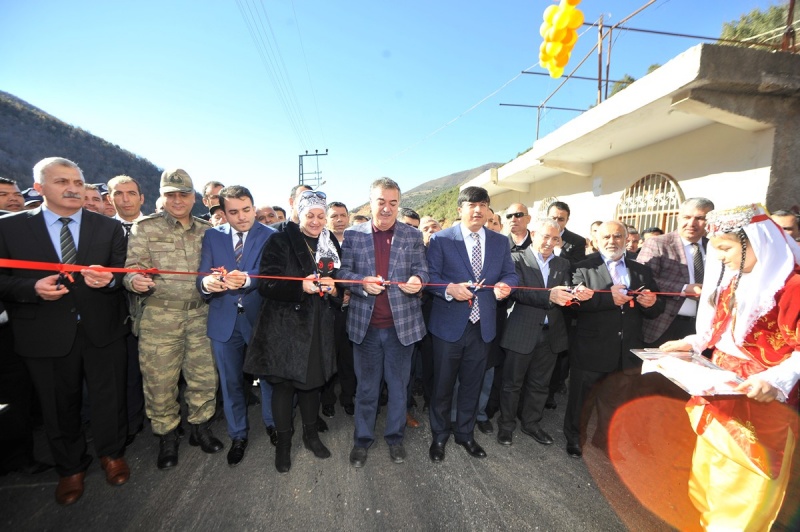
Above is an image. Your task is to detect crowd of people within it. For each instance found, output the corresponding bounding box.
[1,157,799,529]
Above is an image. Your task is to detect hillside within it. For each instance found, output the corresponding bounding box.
[401,163,501,210]
[0,91,171,214]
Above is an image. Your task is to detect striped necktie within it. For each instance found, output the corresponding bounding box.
[59,217,77,264]
[234,232,244,267]
[469,232,481,323]
[691,243,704,284]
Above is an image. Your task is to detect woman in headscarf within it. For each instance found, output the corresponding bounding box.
[661,204,800,530]
[244,190,341,473]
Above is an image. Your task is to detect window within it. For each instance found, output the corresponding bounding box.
[615,173,683,232]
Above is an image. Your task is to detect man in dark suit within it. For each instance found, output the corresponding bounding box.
[547,201,586,264]
[425,186,517,462]
[0,157,130,505]
[336,178,429,467]
[497,218,576,446]
[636,197,714,346]
[563,221,664,459]
[198,185,276,467]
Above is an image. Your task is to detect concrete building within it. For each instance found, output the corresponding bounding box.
[466,44,800,237]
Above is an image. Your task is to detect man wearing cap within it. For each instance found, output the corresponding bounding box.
[22,188,43,209]
[95,183,116,217]
[124,168,223,470]
[0,157,130,505]
[209,204,227,227]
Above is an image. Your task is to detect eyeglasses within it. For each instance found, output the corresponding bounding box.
[505,212,527,220]
[300,190,326,200]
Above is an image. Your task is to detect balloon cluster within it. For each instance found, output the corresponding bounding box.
[538,0,585,79]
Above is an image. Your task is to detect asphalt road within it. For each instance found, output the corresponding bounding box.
[2,383,798,532]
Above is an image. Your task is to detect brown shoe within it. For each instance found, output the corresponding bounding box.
[406,412,420,428]
[55,472,85,506]
[100,456,130,486]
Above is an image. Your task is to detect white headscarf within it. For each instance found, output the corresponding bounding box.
[297,191,340,269]
[695,204,800,347]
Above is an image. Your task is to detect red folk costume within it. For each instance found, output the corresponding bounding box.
[682,205,800,531]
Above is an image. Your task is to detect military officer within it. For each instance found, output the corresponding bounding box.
[124,169,223,470]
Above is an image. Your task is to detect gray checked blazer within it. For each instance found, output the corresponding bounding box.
[335,221,429,346]
[500,248,570,355]
[636,231,708,343]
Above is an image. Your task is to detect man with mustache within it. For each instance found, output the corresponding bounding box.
[0,157,130,505]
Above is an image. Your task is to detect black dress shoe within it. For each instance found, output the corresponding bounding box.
[157,430,180,470]
[227,439,248,467]
[349,446,368,468]
[476,419,494,434]
[343,404,355,416]
[544,395,557,410]
[189,423,224,454]
[566,443,583,458]
[521,426,554,445]
[497,429,513,446]
[457,439,487,459]
[321,404,335,418]
[266,425,278,446]
[429,441,446,463]
[315,416,329,433]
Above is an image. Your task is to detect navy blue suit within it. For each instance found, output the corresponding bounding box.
[197,221,275,440]
[426,225,517,444]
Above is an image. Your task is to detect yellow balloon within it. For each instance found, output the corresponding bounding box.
[549,66,564,79]
[539,41,548,54]
[546,26,566,42]
[539,21,550,38]
[543,5,559,24]
[567,8,584,29]
[554,6,573,30]
[545,41,563,57]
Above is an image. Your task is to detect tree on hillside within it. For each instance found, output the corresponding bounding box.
[609,74,636,97]
[720,4,798,47]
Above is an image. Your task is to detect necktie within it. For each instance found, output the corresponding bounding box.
[691,242,704,284]
[122,222,133,237]
[469,232,481,324]
[59,217,77,264]
[609,260,623,286]
[234,232,244,267]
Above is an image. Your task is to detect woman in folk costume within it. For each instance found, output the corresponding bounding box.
[662,204,800,531]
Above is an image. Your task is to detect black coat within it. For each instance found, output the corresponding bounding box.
[244,222,340,384]
[570,254,664,372]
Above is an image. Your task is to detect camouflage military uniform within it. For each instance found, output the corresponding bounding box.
[123,211,216,435]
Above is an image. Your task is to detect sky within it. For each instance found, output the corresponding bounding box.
[0,0,780,211]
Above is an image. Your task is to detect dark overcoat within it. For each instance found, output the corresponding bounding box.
[244,221,340,383]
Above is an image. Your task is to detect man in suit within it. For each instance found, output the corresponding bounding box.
[0,157,130,505]
[563,221,664,459]
[497,218,576,446]
[426,186,517,462]
[636,197,714,346]
[198,185,276,467]
[547,201,586,264]
[336,178,429,468]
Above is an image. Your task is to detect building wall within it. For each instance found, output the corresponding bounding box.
[493,123,773,237]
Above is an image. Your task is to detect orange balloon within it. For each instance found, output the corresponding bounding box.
[553,6,572,30]
[545,41,563,57]
[555,50,570,67]
[543,5,559,24]
[539,21,550,38]
[567,8,584,29]
[565,0,581,6]
[547,26,566,42]
[562,28,578,47]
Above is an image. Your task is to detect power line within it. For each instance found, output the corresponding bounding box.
[291,0,327,147]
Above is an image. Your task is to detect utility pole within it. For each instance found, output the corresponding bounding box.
[298,149,328,188]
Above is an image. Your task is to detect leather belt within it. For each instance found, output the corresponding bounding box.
[147,299,204,311]
[674,315,696,321]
